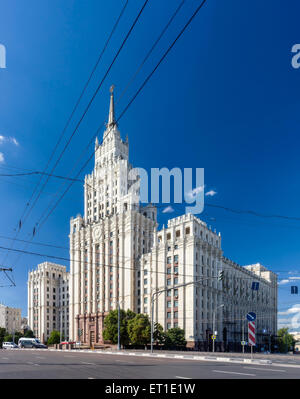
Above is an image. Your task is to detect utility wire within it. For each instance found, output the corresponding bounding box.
[3,0,149,275]
[24,0,149,228]
[35,0,209,233]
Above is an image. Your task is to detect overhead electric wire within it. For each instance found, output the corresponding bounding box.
[0,0,131,275]
[35,0,209,234]
[23,0,149,228]
[3,0,149,275]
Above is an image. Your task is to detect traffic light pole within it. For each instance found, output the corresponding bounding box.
[117,303,120,350]
[151,273,224,354]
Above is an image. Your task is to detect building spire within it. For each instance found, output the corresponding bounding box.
[107,85,116,128]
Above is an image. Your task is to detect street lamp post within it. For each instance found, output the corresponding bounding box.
[212,304,224,353]
[151,277,217,354]
[117,302,121,350]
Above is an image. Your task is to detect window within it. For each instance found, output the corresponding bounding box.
[167,267,171,275]
[167,323,171,330]
[167,233,171,240]
[174,255,179,263]
[144,279,148,285]
[167,279,171,286]
[174,300,178,307]
[174,277,178,285]
[167,301,171,308]
[167,290,172,297]
[174,311,178,318]
[174,289,178,297]
[167,256,171,264]
[167,312,171,319]
[185,227,190,235]
[174,266,178,274]
[144,298,148,304]
[176,230,180,238]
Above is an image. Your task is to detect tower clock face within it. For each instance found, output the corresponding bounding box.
[93,227,102,241]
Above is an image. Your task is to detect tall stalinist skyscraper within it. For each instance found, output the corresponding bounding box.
[68,86,277,350]
[69,86,157,344]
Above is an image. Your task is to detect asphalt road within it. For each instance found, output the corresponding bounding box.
[1,349,300,379]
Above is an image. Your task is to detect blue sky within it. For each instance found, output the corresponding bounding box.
[0,0,300,330]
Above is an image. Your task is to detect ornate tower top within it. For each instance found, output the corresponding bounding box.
[107,84,116,128]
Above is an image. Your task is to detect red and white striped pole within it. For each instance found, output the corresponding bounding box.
[248,321,256,358]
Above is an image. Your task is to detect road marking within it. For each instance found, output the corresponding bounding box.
[27,362,39,366]
[35,356,45,359]
[2,357,8,360]
[88,377,95,379]
[212,370,256,376]
[81,362,95,365]
[175,376,192,379]
[244,367,286,373]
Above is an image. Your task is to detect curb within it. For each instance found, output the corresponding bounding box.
[17,348,272,365]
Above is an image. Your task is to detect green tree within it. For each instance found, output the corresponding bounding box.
[277,328,295,353]
[47,330,61,345]
[153,322,165,345]
[127,314,151,346]
[103,309,137,347]
[165,327,186,348]
[24,330,35,338]
[3,334,13,342]
[13,331,23,344]
[0,328,7,346]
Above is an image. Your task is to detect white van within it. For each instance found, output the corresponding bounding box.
[18,338,47,348]
[2,342,18,349]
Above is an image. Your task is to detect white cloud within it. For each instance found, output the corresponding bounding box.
[278,279,290,285]
[11,137,19,146]
[0,152,4,163]
[186,185,205,200]
[278,304,300,316]
[162,206,174,214]
[205,190,217,197]
[278,277,300,285]
[0,135,19,146]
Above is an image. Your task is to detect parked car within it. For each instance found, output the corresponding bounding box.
[18,338,47,349]
[2,342,18,349]
[60,341,76,345]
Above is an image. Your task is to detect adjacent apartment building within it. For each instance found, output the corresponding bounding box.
[27,262,70,343]
[0,304,21,334]
[67,87,277,349]
[140,214,277,350]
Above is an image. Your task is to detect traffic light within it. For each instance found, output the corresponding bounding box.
[218,271,224,281]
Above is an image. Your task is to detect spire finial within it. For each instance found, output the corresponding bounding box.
[107,85,116,128]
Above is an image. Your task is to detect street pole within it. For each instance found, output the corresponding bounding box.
[117,302,120,350]
[212,310,215,353]
[60,308,63,344]
[151,295,154,353]
[150,277,222,355]
[242,322,244,354]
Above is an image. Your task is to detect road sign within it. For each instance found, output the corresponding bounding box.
[247,312,256,322]
[212,335,216,340]
[241,341,246,346]
[248,321,256,346]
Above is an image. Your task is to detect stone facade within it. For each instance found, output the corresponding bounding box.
[69,87,156,344]
[0,304,21,334]
[28,262,69,343]
[68,87,278,349]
